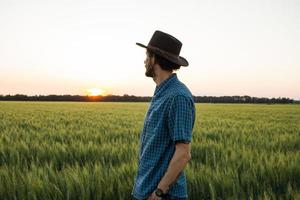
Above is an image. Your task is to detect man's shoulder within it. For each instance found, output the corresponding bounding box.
[167,81,194,101]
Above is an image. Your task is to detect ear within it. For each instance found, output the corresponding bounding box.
[150,54,155,65]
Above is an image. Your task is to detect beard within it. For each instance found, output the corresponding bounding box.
[145,62,156,78]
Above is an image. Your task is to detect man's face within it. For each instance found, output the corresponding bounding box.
[144,51,156,78]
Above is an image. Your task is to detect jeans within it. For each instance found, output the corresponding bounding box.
[132,193,187,200]
[162,193,187,200]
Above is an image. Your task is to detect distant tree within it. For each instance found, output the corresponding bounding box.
[0,94,295,104]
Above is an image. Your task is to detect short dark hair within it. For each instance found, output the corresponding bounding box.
[147,50,181,72]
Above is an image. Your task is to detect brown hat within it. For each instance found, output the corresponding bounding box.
[136,30,189,67]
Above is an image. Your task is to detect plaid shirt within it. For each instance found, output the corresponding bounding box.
[132,73,196,200]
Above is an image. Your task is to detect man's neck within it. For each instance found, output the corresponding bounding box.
[153,71,174,87]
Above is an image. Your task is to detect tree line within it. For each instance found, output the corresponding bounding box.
[0,94,297,104]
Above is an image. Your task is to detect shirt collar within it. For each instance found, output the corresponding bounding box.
[154,73,177,97]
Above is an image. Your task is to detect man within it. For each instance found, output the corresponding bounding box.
[132,30,196,200]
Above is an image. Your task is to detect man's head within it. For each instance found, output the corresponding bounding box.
[137,30,189,78]
[144,50,181,78]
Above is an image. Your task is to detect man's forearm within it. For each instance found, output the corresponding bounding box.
[157,150,191,193]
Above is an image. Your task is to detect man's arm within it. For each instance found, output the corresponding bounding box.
[157,142,191,193]
[148,142,191,199]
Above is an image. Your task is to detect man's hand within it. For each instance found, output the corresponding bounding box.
[147,191,162,200]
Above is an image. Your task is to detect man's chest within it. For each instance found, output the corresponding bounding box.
[139,98,171,149]
[145,98,170,128]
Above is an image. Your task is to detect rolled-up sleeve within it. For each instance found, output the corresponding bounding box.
[167,95,195,143]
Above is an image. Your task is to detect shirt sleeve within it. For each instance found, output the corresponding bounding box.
[167,95,195,143]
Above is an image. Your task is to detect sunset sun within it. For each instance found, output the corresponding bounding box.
[86,88,105,96]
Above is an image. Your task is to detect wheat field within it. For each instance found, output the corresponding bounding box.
[0,102,299,200]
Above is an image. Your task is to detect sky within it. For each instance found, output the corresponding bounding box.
[0,0,299,99]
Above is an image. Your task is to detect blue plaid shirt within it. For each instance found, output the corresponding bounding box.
[132,73,196,200]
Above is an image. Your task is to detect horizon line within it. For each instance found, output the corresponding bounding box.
[0,93,298,101]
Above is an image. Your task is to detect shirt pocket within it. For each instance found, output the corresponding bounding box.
[146,102,169,132]
[146,107,160,131]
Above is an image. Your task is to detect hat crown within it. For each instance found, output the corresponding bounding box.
[148,30,182,56]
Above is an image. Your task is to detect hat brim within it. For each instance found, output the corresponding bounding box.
[136,42,189,67]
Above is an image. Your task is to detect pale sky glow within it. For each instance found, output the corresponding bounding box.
[0,0,299,99]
